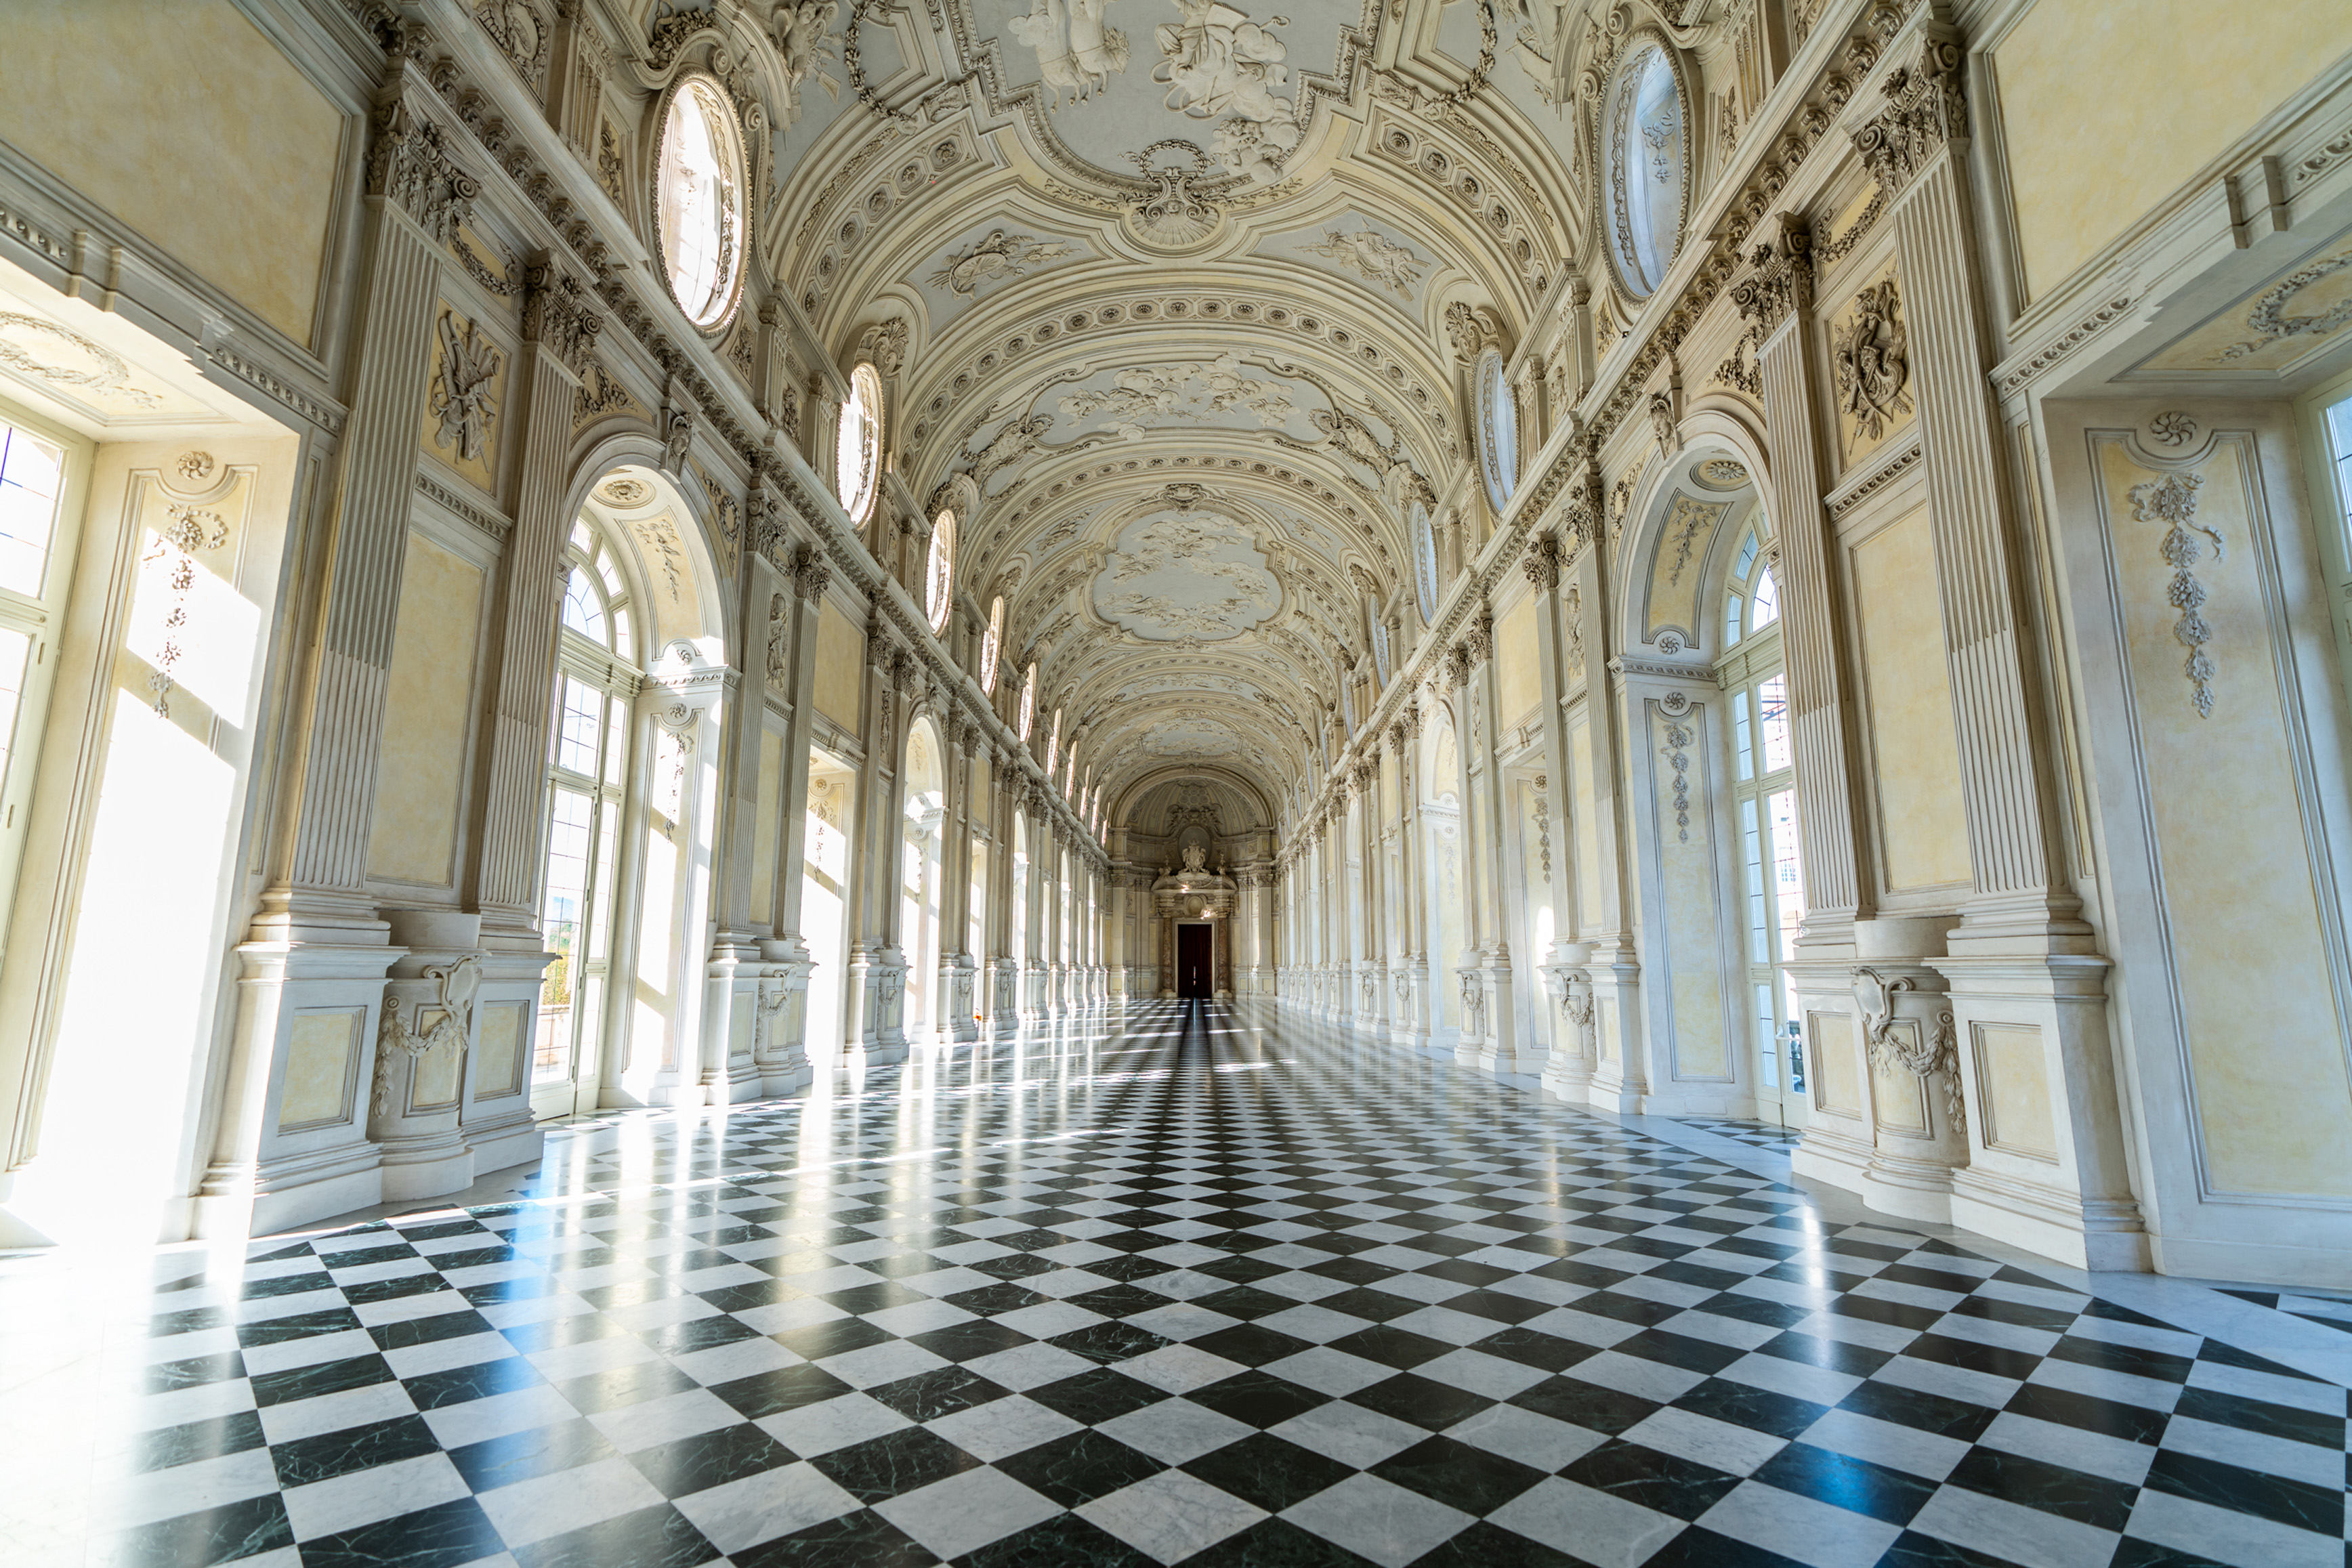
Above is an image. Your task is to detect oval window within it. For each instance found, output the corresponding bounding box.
[1601,42,1687,299]
[837,362,883,527]
[1475,348,1517,515]
[980,597,1004,692]
[925,509,956,632]
[655,76,748,330]
[1412,503,1439,626]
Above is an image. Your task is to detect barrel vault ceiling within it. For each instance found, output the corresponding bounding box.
[631,0,1660,815]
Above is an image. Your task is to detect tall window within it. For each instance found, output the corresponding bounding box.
[925,509,955,632]
[1720,522,1801,1109]
[0,409,78,949]
[979,596,1003,691]
[836,361,883,528]
[536,515,639,1115]
[1045,706,1061,776]
[1015,661,1035,738]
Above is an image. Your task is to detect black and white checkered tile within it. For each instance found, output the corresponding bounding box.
[21,1002,2352,1568]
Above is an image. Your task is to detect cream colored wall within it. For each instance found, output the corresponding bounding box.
[1570,712,1601,929]
[751,729,782,925]
[0,0,344,345]
[366,532,485,885]
[1974,1023,2057,1160]
[1496,595,1539,723]
[1849,505,1973,892]
[814,601,864,727]
[1649,703,1726,1078]
[278,1010,358,1128]
[1810,1011,1860,1116]
[2097,437,2352,1198]
[1993,0,2352,301]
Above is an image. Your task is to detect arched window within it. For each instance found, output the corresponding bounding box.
[1044,707,1061,776]
[1719,521,1802,1122]
[1722,525,1780,649]
[979,596,1004,692]
[535,513,643,1116]
[925,509,955,633]
[836,361,883,528]
[1015,662,1036,740]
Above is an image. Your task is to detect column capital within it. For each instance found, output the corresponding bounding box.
[520,255,602,376]
[365,92,478,245]
[1730,213,1814,331]
[1521,533,1562,590]
[1851,34,1968,201]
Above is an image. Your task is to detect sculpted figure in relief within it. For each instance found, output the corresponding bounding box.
[1154,0,1299,179]
[774,0,844,123]
[1009,0,1131,108]
[1300,228,1425,297]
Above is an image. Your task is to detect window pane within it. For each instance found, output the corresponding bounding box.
[556,676,600,775]
[1734,688,1755,782]
[1755,981,1778,1088]
[0,423,65,599]
[1733,528,1759,585]
[541,785,593,1041]
[587,803,619,962]
[561,568,604,641]
[1751,565,1780,630]
[1740,797,1767,966]
[1757,673,1792,775]
[603,700,629,789]
[1767,787,1803,962]
[1724,592,1742,650]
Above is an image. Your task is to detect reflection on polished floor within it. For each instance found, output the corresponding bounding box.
[5,1002,2348,1568]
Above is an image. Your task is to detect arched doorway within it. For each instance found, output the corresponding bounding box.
[532,509,642,1120]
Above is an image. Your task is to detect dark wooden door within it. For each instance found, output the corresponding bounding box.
[1177,925,1211,997]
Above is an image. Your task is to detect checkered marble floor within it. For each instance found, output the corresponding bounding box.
[1656,1118,1805,1157]
[5,1002,2347,1568]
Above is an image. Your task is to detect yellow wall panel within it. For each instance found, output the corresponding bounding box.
[814,601,864,728]
[2100,440,2352,1197]
[1994,0,2352,299]
[751,729,782,925]
[1974,1023,2057,1160]
[367,533,484,884]
[0,0,343,343]
[1496,595,1540,725]
[278,1010,357,1128]
[1652,704,1725,1078]
[1851,507,1973,891]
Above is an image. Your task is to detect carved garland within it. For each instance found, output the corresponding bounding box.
[2128,470,2221,719]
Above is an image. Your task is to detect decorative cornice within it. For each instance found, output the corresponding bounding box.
[1826,433,1924,518]
[1994,291,2139,399]
[416,470,513,542]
